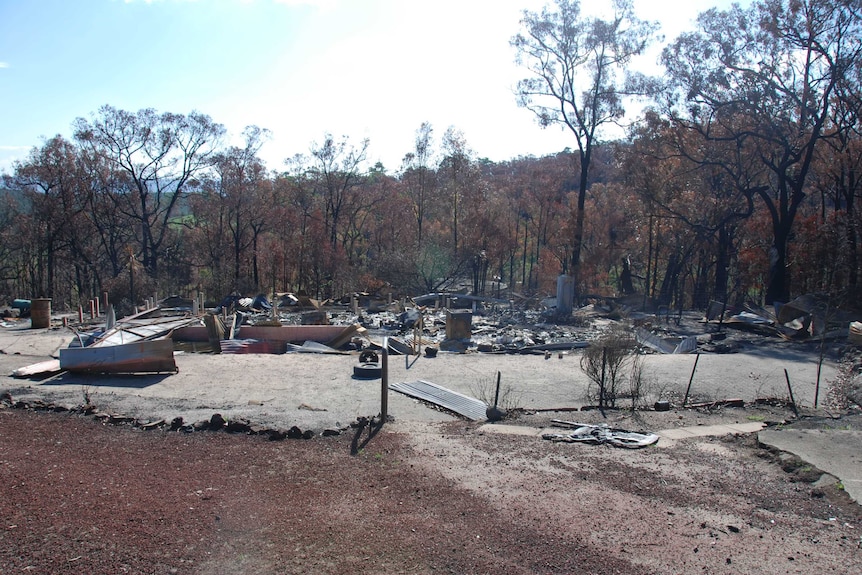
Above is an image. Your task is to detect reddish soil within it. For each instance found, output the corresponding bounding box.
[1,407,861,575]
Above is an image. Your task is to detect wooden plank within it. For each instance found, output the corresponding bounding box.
[11,359,62,378]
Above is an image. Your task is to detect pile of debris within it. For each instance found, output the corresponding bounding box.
[10,289,862,380]
[715,294,859,342]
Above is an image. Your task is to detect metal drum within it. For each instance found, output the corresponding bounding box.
[30,298,52,329]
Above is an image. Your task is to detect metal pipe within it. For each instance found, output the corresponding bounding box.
[381,336,389,422]
[682,353,701,408]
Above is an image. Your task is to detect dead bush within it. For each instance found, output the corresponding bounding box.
[580,324,645,409]
[471,373,522,412]
[626,354,651,411]
[826,354,862,411]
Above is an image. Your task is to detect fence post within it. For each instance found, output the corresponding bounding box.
[381,336,389,422]
[683,353,701,408]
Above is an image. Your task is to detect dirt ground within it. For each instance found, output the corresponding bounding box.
[2,405,861,575]
[1,313,861,573]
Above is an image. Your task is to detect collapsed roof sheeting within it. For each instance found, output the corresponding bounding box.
[59,339,177,374]
[635,328,697,354]
[390,380,488,421]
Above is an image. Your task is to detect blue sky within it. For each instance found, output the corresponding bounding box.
[0,0,744,174]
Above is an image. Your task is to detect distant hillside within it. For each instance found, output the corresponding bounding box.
[0,187,31,212]
[0,186,196,216]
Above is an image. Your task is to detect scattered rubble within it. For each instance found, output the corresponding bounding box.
[5,289,862,429]
[11,289,861,378]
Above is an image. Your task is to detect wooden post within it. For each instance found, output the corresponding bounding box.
[78,305,83,323]
[784,369,799,417]
[599,347,607,408]
[414,312,423,356]
[815,329,827,408]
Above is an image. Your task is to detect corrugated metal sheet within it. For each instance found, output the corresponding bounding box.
[59,339,177,373]
[219,339,287,354]
[390,380,488,421]
[635,327,697,354]
[91,316,197,347]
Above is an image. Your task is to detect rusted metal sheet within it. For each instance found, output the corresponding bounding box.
[219,339,287,354]
[326,324,366,349]
[59,339,177,374]
[390,379,487,421]
[171,324,351,345]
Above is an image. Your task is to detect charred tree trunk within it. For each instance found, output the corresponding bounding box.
[570,149,590,299]
[765,226,791,305]
[619,256,635,295]
[658,252,682,306]
[712,225,731,303]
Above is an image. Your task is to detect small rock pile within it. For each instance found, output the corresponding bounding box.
[0,391,356,440]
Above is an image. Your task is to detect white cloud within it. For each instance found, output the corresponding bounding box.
[0,146,31,174]
[0,62,9,69]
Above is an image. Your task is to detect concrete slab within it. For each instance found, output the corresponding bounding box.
[758,429,862,504]
[2,323,840,413]
[724,422,770,434]
[656,427,701,440]
[478,424,546,437]
[656,422,766,440]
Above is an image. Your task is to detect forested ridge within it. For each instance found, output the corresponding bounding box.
[2,0,860,314]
